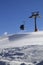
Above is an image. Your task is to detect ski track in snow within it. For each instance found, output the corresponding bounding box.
[0,45,43,65]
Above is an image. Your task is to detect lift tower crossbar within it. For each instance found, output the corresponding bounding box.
[29,11,40,32]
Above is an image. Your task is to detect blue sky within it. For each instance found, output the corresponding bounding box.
[0,0,43,35]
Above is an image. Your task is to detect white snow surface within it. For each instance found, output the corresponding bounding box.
[0,31,43,49]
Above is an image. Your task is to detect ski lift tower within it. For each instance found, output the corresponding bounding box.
[29,11,40,32]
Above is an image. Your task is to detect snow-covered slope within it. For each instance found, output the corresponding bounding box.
[0,45,43,65]
[0,31,43,65]
[0,31,43,49]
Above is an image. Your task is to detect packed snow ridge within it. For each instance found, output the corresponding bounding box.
[0,31,43,49]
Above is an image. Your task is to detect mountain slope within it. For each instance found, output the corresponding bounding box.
[0,31,43,49]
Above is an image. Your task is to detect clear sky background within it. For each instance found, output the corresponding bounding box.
[0,0,43,35]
